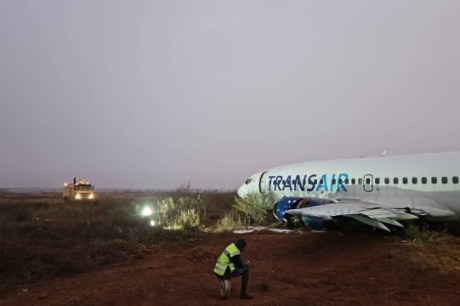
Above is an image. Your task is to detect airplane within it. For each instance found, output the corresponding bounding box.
[237,151,460,232]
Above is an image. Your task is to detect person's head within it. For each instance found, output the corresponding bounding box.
[235,239,246,251]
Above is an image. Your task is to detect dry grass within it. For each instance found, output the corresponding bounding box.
[211,211,247,232]
[0,190,235,295]
[211,192,277,232]
[395,226,460,273]
[233,192,274,224]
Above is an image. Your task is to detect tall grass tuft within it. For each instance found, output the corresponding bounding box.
[215,193,274,232]
[144,196,203,230]
[214,211,246,232]
[233,192,274,224]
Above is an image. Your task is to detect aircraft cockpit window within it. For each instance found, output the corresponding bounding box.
[402,177,408,184]
[394,178,399,184]
[412,177,418,184]
[245,179,252,184]
[432,177,437,184]
[422,177,427,184]
[454,176,459,184]
[442,177,448,184]
[384,178,390,184]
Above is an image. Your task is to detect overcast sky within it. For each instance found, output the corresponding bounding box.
[1,0,460,189]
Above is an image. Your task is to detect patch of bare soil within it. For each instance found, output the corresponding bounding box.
[2,231,460,306]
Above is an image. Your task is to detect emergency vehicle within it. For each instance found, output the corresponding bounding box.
[63,179,96,202]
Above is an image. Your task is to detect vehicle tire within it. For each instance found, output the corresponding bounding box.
[286,213,302,228]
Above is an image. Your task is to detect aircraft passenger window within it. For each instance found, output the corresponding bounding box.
[345,178,349,184]
[320,179,324,184]
[394,178,399,184]
[384,178,390,184]
[375,178,380,184]
[338,179,343,184]
[432,177,437,184]
[313,179,317,184]
[351,178,356,184]
[332,179,337,185]
[365,178,370,184]
[403,177,408,184]
[358,178,363,185]
[412,177,417,184]
[421,177,427,184]
[454,177,459,184]
[442,177,448,184]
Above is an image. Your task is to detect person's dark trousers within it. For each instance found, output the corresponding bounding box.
[226,265,249,293]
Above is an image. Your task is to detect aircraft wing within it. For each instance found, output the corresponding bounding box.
[285,201,419,232]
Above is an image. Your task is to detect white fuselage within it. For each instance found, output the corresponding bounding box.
[238,152,460,221]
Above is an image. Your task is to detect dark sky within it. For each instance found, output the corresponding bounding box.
[1,0,460,189]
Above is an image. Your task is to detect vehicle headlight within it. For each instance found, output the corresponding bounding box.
[75,194,81,200]
[88,194,94,199]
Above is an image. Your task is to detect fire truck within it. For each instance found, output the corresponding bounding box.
[63,179,96,202]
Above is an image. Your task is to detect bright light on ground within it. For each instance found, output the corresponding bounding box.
[141,206,153,217]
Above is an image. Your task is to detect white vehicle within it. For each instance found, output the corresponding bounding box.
[237,151,460,232]
[63,179,96,202]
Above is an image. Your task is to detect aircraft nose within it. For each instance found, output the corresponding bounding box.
[238,176,257,198]
[237,184,247,198]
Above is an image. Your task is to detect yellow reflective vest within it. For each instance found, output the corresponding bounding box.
[213,243,240,276]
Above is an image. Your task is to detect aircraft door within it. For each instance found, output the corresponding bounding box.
[259,171,269,193]
[363,174,373,192]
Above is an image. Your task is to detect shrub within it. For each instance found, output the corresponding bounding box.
[141,196,203,230]
[233,192,274,224]
[214,211,246,232]
[404,223,446,241]
[214,193,275,232]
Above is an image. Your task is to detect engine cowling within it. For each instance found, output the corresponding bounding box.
[273,197,334,230]
[273,197,305,221]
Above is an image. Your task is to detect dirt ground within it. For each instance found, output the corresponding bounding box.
[2,230,460,306]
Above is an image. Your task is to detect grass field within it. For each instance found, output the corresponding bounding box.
[2,191,460,305]
[0,190,234,294]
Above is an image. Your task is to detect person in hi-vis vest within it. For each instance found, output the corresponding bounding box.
[213,239,253,299]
